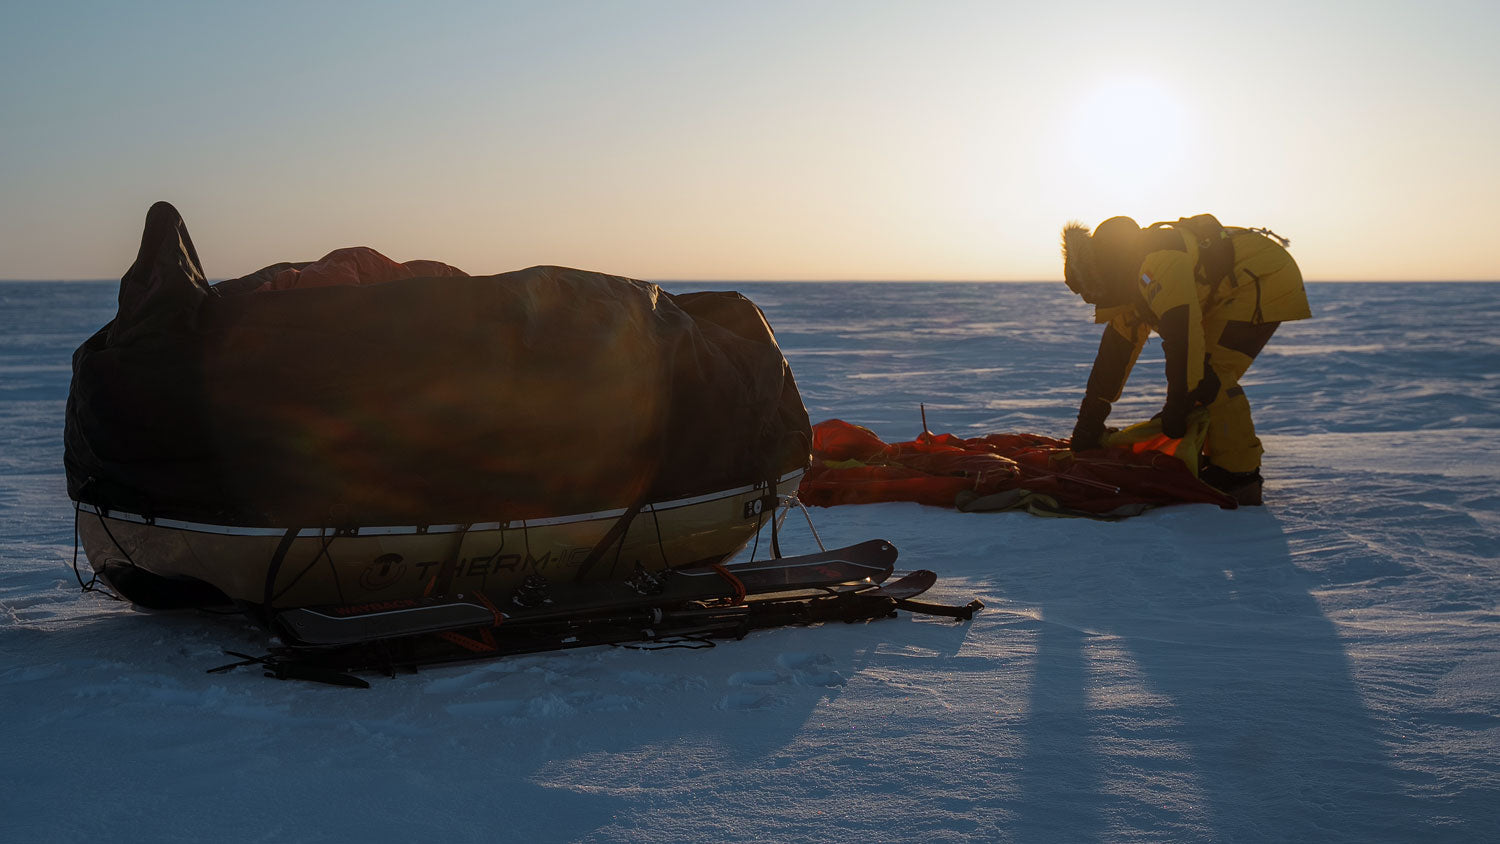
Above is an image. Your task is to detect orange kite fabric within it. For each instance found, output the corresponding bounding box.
[797,419,1235,517]
[256,247,468,292]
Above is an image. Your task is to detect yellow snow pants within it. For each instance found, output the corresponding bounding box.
[1199,248,1310,473]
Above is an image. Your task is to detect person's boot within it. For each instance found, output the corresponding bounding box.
[1200,464,1264,506]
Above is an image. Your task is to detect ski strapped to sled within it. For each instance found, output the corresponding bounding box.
[274,538,900,647]
[211,540,983,686]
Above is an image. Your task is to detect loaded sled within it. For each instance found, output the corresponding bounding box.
[67,204,978,682]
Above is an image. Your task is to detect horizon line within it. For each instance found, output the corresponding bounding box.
[4,277,1499,285]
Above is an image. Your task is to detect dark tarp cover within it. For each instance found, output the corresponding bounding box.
[65,202,811,527]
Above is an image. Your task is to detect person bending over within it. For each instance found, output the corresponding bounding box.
[1061,214,1311,505]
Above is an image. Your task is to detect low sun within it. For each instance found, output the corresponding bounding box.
[1063,76,1196,203]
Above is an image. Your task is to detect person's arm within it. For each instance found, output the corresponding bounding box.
[1142,251,1217,438]
[1071,317,1146,451]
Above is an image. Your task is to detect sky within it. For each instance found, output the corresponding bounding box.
[2,0,1498,282]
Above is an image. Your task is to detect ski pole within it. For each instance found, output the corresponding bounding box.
[1031,471,1121,495]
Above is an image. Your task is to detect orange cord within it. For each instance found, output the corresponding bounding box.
[711,563,748,604]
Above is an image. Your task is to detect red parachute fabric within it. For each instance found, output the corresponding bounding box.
[256,247,468,292]
[798,419,1235,517]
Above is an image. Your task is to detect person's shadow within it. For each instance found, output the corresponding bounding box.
[1000,505,1436,842]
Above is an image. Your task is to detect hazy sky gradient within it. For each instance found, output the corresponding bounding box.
[3,0,1497,281]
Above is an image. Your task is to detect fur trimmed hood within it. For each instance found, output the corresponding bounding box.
[1061,221,1099,302]
[1061,216,1141,307]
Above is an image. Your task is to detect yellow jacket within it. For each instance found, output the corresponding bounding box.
[1089,226,1311,401]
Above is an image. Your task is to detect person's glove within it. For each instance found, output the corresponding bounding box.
[1159,367,1222,439]
[1070,395,1112,451]
[1189,365,1222,406]
[1159,395,1190,439]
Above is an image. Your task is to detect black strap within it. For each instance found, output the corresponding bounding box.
[573,501,644,583]
[895,598,985,621]
[613,636,717,651]
[769,486,783,559]
[72,504,124,600]
[260,527,301,622]
[1244,268,1265,323]
[429,523,473,599]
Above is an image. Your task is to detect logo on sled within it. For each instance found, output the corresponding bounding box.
[359,553,407,591]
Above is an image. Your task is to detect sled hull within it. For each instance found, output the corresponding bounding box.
[77,471,803,611]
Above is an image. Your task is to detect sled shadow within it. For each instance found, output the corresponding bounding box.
[998,506,1430,841]
[9,578,976,842]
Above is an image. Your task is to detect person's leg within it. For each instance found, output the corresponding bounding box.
[1199,316,1279,504]
[1203,318,1277,472]
[1198,252,1307,503]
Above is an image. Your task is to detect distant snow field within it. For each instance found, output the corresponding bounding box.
[2,281,1497,842]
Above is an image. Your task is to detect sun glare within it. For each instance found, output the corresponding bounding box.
[1063,77,1196,205]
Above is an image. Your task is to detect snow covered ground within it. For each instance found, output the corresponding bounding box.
[2,280,1497,842]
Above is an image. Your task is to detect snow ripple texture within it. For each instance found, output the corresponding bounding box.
[2,281,1497,843]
